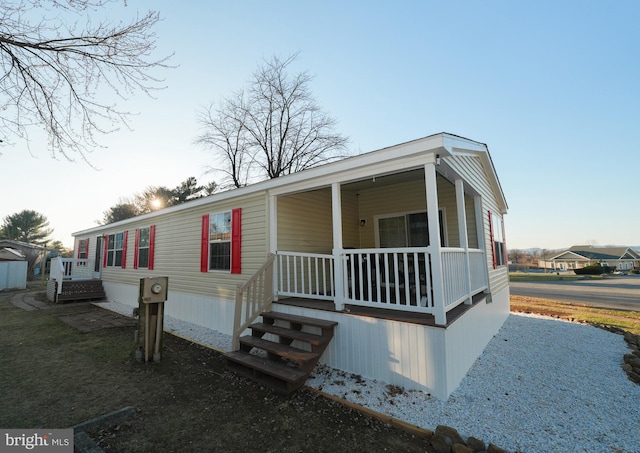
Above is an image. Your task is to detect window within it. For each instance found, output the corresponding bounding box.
[376,210,445,248]
[134,226,155,270]
[489,211,507,268]
[77,239,89,259]
[201,209,242,274]
[105,232,127,267]
[208,212,231,270]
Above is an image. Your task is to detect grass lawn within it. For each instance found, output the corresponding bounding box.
[508,272,595,282]
[511,295,640,336]
[0,290,427,452]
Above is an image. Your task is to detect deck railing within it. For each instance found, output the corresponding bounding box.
[50,257,94,294]
[276,251,334,301]
[341,248,434,312]
[232,254,275,350]
[276,247,488,320]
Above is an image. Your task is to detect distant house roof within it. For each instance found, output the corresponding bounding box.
[550,245,640,262]
[0,247,26,261]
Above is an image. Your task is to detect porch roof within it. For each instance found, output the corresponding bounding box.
[74,132,508,237]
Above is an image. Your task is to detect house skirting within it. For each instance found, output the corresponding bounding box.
[272,285,510,400]
[102,281,237,336]
[102,280,510,400]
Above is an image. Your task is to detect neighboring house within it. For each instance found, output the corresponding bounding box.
[540,245,640,271]
[69,132,510,400]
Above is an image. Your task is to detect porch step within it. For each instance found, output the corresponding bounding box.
[224,312,338,393]
[239,336,318,367]
[55,280,105,303]
[249,323,327,346]
[225,351,308,393]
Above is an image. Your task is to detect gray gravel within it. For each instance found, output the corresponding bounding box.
[97,301,640,452]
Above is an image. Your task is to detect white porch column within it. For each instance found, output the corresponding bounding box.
[425,162,446,325]
[455,179,473,305]
[331,182,345,311]
[269,194,278,301]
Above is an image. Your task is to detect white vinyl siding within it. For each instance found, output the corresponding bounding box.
[97,192,268,299]
[356,177,463,248]
[277,188,334,253]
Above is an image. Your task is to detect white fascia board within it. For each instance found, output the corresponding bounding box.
[447,136,508,215]
[73,133,496,236]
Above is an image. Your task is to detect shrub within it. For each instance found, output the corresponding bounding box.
[574,264,614,275]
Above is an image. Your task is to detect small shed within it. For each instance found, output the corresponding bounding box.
[0,247,28,290]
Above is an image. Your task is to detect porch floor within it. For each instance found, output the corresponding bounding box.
[274,292,487,328]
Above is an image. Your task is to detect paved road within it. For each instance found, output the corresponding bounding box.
[510,275,640,311]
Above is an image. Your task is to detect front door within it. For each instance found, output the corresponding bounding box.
[93,236,103,278]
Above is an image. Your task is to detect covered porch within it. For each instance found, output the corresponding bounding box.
[270,146,489,326]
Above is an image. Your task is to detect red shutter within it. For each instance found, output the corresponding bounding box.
[148,225,156,270]
[133,228,140,269]
[121,231,128,269]
[77,240,82,259]
[501,218,508,266]
[231,208,242,274]
[103,235,109,267]
[200,215,210,272]
[488,211,497,269]
[85,238,90,259]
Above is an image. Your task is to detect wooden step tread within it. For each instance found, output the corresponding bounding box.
[225,351,307,383]
[250,323,329,346]
[261,311,338,329]
[239,336,319,364]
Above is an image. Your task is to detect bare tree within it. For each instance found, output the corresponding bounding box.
[0,0,171,160]
[196,54,349,188]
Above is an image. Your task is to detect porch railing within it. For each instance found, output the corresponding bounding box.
[50,257,95,295]
[275,247,488,320]
[276,251,334,301]
[341,248,434,312]
[232,254,275,350]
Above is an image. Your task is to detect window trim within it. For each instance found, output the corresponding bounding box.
[200,208,241,274]
[77,238,89,259]
[104,231,127,268]
[134,225,155,270]
[373,208,447,248]
[489,211,507,268]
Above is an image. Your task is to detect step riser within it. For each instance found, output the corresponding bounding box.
[224,311,337,393]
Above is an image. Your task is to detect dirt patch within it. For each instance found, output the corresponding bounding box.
[0,290,429,452]
[57,306,137,333]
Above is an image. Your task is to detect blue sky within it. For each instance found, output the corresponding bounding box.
[1,1,638,250]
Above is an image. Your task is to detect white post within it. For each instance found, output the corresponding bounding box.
[331,182,345,311]
[455,179,473,305]
[425,162,446,325]
[269,194,278,301]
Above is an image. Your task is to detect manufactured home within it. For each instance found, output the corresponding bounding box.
[65,132,509,400]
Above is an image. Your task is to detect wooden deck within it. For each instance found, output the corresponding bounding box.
[274,292,487,328]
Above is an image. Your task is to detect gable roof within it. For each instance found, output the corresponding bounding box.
[550,245,640,261]
[73,132,508,236]
[0,247,26,261]
[0,239,44,251]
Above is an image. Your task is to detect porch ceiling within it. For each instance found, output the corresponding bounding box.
[341,168,424,192]
[341,163,477,197]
